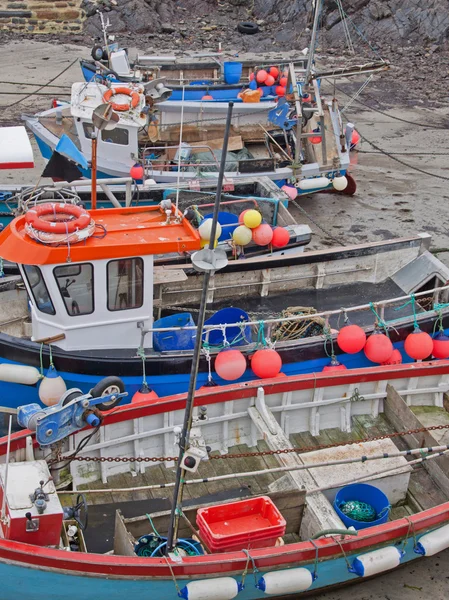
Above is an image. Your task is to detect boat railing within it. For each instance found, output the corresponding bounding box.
[138,284,449,350]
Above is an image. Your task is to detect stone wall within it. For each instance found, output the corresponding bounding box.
[0,0,85,32]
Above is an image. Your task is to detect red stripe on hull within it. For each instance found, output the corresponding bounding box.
[0,162,34,169]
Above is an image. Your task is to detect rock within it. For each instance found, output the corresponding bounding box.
[161,22,176,33]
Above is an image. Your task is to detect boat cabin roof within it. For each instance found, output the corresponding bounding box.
[71,82,146,127]
[0,126,34,169]
[0,205,201,265]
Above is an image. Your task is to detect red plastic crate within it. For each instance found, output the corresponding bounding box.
[197,496,286,552]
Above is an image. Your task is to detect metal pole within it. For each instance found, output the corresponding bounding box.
[1,416,12,522]
[166,101,234,553]
[91,134,97,210]
[305,0,322,85]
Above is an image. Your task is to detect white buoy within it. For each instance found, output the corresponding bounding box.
[198,219,222,242]
[0,363,40,385]
[351,546,402,577]
[257,568,313,594]
[298,177,330,191]
[38,365,67,406]
[178,577,241,600]
[415,523,449,556]
[332,176,348,191]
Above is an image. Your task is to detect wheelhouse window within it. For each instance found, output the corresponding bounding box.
[107,258,143,311]
[23,265,55,315]
[54,264,94,316]
[101,128,129,146]
[82,122,94,139]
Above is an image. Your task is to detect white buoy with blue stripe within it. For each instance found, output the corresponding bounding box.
[256,567,314,594]
[178,577,242,600]
[350,546,402,577]
[415,523,449,556]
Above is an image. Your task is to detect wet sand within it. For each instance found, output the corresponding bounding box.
[0,39,448,600]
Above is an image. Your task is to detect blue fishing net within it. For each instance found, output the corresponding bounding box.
[339,500,377,522]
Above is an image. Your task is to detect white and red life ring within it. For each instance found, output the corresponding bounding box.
[103,87,140,112]
[24,203,95,245]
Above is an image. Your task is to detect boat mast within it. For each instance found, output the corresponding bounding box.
[166,102,234,553]
[305,0,322,85]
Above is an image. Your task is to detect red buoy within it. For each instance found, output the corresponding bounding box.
[130,164,144,180]
[310,134,322,144]
[202,94,214,100]
[252,223,273,246]
[279,76,287,87]
[364,331,394,363]
[351,130,361,147]
[258,87,264,97]
[265,74,275,87]
[238,209,250,224]
[323,357,348,372]
[381,348,403,365]
[251,348,282,378]
[215,349,246,381]
[275,86,286,97]
[269,66,279,79]
[271,226,290,248]
[337,324,366,354]
[432,332,449,359]
[256,69,268,83]
[132,383,159,403]
[404,329,434,360]
[249,72,255,81]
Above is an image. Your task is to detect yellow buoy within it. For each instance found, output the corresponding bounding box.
[232,225,252,246]
[243,209,262,229]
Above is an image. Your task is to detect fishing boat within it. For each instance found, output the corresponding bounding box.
[0,189,448,409]
[1,359,449,599]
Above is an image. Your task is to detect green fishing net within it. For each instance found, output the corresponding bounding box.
[339,500,377,522]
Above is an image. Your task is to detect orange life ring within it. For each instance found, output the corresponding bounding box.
[25,203,92,235]
[103,87,140,111]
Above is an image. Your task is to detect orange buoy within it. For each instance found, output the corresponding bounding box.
[404,329,433,360]
[202,94,214,100]
[275,86,286,97]
[271,226,290,248]
[249,72,255,81]
[130,164,144,179]
[364,331,393,363]
[251,348,282,378]
[323,357,347,372]
[132,383,159,403]
[279,76,287,87]
[337,324,366,354]
[381,348,403,365]
[310,134,322,144]
[351,130,361,146]
[215,349,246,381]
[432,332,449,359]
[265,74,275,87]
[269,66,279,79]
[256,69,268,83]
[252,223,273,246]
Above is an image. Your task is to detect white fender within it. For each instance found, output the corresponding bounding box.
[416,523,449,556]
[257,567,313,594]
[0,363,40,385]
[178,577,241,600]
[298,177,330,191]
[351,546,402,577]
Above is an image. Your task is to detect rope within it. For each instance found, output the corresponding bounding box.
[146,513,160,538]
[332,536,352,571]
[369,302,389,336]
[395,293,419,330]
[48,344,54,368]
[162,555,181,595]
[137,347,147,386]
[241,549,259,587]
[271,306,326,342]
[401,516,418,553]
[309,539,320,581]
[39,343,44,377]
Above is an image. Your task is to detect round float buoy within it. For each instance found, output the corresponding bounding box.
[351,546,402,577]
[432,332,449,359]
[179,577,241,600]
[132,382,159,403]
[252,223,273,246]
[238,209,250,224]
[256,69,268,83]
[275,86,286,97]
[310,133,322,144]
[249,72,255,81]
[381,348,403,365]
[130,164,144,180]
[243,209,262,229]
[337,324,366,354]
[364,331,393,364]
[404,329,433,360]
[202,94,214,100]
[39,365,67,407]
[271,227,289,248]
[323,357,347,372]
[332,176,348,191]
[215,349,246,381]
[265,74,275,87]
[232,225,252,246]
[279,76,287,87]
[351,129,361,147]
[199,219,222,242]
[249,79,258,90]
[257,568,313,594]
[269,66,279,79]
[251,348,282,378]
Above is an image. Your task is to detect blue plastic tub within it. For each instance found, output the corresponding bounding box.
[204,307,251,346]
[204,212,239,242]
[153,313,195,352]
[334,483,390,531]
[223,62,243,84]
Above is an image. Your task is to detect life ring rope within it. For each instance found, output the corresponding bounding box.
[103,87,140,112]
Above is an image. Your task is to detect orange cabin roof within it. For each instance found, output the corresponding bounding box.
[0,205,201,265]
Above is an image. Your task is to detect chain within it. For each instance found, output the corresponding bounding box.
[60,423,449,463]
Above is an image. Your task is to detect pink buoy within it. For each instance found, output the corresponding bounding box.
[323,357,347,372]
[265,74,275,87]
[252,223,273,246]
[404,329,433,360]
[256,69,268,83]
[351,130,361,146]
[381,349,403,365]
[281,184,298,200]
[130,164,144,180]
[271,227,290,248]
[432,332,449,359]
[251,348,282,378]
[337,324,366,354]
[269,66,279,79]
[249,72,255,81]
[215,349,246,381]
[132,383,159,403]
[364,331,393,364]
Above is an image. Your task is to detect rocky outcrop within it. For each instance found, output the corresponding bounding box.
[0,0,84,32]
